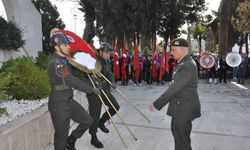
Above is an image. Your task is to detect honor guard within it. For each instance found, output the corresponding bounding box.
[86,42,120,148]
[47,32,100,150]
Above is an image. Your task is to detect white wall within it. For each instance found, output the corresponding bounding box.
[2,0,42,58]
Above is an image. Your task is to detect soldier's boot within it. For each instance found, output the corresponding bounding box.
[67,135,77,150]
[91,133,104,148]
[99,118,109,133]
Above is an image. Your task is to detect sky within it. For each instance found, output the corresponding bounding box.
[0,0,221,47]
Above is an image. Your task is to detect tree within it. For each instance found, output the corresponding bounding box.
[191,23,207,53]
[232,0,250,55]
[218,0,233,56]
[232,0,250,33]
[79,0,96,43]
[32,0,65,54]
[78,0,206,49]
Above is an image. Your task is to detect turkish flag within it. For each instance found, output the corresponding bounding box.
[113,37,120,80]
[133,43,140,81]
[121,36,128,82]
[159,50,166,81]
[55,29,95,57]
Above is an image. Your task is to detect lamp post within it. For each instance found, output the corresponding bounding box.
[73,14,77,33]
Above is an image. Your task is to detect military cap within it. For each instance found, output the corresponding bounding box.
[51,32,69,47]
[100,42,113,51]
[171,38,188,47]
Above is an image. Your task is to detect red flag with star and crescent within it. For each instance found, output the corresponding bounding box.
[113,37,120,80]
[133,43,140,81]
[121,35,128,82]
[54,29,96,57]
[159,49,166,81]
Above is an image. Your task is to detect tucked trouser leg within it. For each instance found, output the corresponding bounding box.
[171,118,192,150]
[70,100,93,139]
[50,111,71,150]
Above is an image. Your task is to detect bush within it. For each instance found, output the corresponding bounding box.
[0,17,25,50]
[0,72,16,100]
[35,51,52,69]
[1,57,51,100]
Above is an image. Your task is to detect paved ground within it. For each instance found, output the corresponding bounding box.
[48,80,250,150]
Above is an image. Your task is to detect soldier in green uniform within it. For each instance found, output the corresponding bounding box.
[86,42,120,148]
[48,32,101,150]
[149,38,201,150]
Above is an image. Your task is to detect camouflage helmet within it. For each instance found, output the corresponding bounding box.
[50,32,68,47]
[99,42,113,52]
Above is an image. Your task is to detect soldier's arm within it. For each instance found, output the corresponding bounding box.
[153,67,192,110]
[65,75,97,94]
[57,65,96,94]
[107,69,115,84]
[106,63,115,84]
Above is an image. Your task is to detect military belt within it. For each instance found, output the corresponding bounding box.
[53,84,71,91]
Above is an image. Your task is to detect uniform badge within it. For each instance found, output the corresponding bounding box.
[56,64,70,78]
[174,41,179,45]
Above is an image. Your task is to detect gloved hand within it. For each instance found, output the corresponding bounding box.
[110,82,117,89]
[93,88,101,95]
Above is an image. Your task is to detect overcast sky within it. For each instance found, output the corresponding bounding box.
[0,0,221,47]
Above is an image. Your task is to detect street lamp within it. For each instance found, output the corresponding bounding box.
[73,14,77,33]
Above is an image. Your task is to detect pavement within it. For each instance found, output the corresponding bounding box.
[48,80,250,150]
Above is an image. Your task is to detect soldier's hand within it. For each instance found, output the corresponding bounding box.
[149,103,156,112]
[93,88,101,95]
[111,82,117,89]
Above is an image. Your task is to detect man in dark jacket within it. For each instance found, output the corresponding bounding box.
[48,32,100,150]
[238,53,248,84]
[149,38,201,150]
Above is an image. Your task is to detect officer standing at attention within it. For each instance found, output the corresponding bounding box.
[87,42,120,148]
[149,38,201,150]
[48,32,100,150]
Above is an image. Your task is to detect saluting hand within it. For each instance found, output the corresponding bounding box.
[149,103,156,112]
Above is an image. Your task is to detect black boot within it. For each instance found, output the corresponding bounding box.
[99,118,109,133]
[91,134,104,148]
[67,135,77,150]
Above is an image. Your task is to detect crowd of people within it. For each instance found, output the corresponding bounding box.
[109,50,249,85]
[109,51,176,85]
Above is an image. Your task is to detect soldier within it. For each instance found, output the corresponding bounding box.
[48,32,100,150]
[86,42,120,148]
[149,38,201,150]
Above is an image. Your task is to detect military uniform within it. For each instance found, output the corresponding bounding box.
[86,42,120,148]
[153,39,201,150]
[87,55,120,133]
[48,53,98,150]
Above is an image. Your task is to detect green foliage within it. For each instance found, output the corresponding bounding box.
[0,72,15,100]
[79,0,206,43]
[232,0,250,33]
[0,17,25,50]
[32,0,65,53]
[35,52,52,69]
[1,57,51,100]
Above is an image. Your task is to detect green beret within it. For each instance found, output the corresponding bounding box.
[171,38,188,47]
